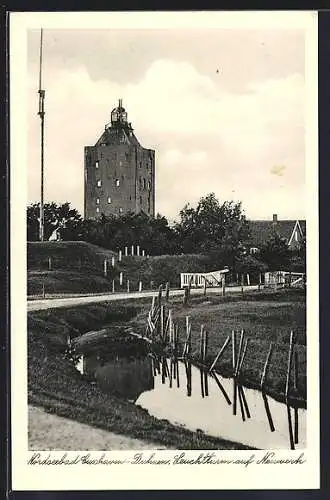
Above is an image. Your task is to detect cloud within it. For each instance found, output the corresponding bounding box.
[28,56,305,220]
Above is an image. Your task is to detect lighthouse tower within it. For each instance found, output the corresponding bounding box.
[84,99,155,219]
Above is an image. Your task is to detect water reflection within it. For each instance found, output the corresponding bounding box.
[77,354,153,401]
[76,354,306,450]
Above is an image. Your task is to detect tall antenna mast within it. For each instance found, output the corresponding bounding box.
[38,28,45,242]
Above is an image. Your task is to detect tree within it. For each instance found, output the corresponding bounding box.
[174,193,250,267]
[27,202,83,241]
[259,233,291,271]
[80,211,177,255]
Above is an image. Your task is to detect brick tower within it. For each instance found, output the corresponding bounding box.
[84,99,155,219]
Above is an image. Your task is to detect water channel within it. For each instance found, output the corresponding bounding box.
[76,351,306,450]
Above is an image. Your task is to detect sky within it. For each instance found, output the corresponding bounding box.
[27,24,307,222]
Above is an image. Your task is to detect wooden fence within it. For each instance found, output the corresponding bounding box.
[142,289,306,450]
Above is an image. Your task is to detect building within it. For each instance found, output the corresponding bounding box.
[248,214,306,254]
[84,99,155,219]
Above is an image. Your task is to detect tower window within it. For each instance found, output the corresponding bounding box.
[95,161,99,168]
[140,196,143,205]
[143,178,146,189]
[96,198,100,205]
[97,180,102,187]
[115,179,120,187]
[96,207,100,214]
[107,196,112,204]
[148,181,151,190]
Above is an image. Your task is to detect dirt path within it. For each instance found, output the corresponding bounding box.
[28,406,168,450]
[28,286,259,311]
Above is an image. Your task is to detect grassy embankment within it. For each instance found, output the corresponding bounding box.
[28,288,306,449]
[27,241,212,295]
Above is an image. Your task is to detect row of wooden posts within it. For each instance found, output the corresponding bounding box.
[182,274,265,305]
[145,292,301,450]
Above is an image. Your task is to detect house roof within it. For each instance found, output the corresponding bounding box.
[248,219,306,247]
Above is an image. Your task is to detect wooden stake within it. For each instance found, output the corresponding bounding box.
[161,358,166,384]
[165,282,170,301]
[172,357,176,380]
[285,331,295,400]
[293,349,299,443]
[293,348,298,391]
[139,281,143,292]
[235,330,245,376]
[200,325,205,362]
[238,384,246,421]
[176,359,180,388]
[204,368,209,396]
[185,360,192,397]
[127,280,130,293]
[233,379,238,416]
[200,367,205,398]
[112,280,115,293]
[160,305,165,340]
[238,339,249,376]
[203,277,207,296]
[211,371,231,405]
[183,287,189,306]
[203,329,208,362]
[232,331,236,373]
[158,284,163,307]
[182,316,191,357]
[287,404,295,450]
[48,256,52,271]
[232,330,238,415]
[260,342,274,390]
[208,336,230,372]
[168,310,173,346]
[239,385,251,418]
[262,393,275,432]
[203,329,208,395]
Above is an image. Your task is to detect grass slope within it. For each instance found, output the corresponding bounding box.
[28,241,212,295]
